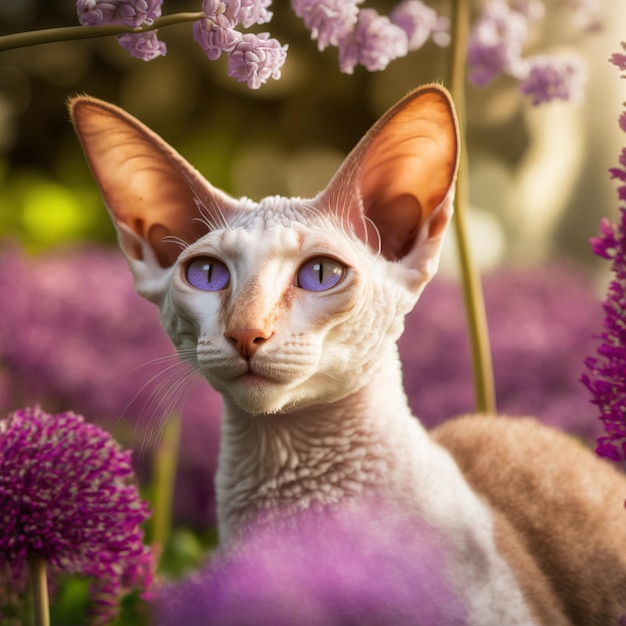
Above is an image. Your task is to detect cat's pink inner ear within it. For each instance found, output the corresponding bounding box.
[359,88,458,260]
[69,97,212,267]
[321,86,459,262]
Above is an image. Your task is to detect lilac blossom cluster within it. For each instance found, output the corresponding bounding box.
[155,502,467,625]
[291,0,449,74]
[193,0,287,89]
[0,406,153,624]
[581,43,626,463]
[77,0,167,60]
[467,0,586,105]
[73,0,596,97]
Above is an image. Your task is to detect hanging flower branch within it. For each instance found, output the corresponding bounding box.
[0,0,598,96]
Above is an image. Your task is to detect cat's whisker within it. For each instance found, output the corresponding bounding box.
[161,235,190,252]
[114,354,201,455]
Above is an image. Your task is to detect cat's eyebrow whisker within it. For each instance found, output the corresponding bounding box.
[161,235,190,252]
[363,215,382,257]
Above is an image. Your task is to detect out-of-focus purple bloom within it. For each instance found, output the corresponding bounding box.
[611,41,626,74]
[467,0,529,86]
[233,0,274,28]
[76,0,166,60]
[581,54,626,463]
[467,0,587,103]
[0,244,221,529]
[0,406,152,624]
[227,32,288,89]
[290,0,362,51]
[154,503,468,626]
[401,264,603,443]
[519,55,585,105]
[390,0,450,49]
[338,8,408,74]
[117,29,167,60]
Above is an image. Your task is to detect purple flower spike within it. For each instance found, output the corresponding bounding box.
[611,41,626,74]
[291,0,362,51]
[582,47,626,463]
[519,55,585,105]
[228,32,288,89]
[338,9,408,74]
[0,407,153,623]
[193,17,241,60]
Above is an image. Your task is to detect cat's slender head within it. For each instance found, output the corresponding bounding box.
[69,86,459,415]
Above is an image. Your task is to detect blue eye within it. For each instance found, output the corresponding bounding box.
[185,257,230,291]
[297,257,346,291]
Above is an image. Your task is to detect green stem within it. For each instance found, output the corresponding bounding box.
[448,0,497,415]
[0,12,205,53]
[28,557,50,626]
[151,413,181,561]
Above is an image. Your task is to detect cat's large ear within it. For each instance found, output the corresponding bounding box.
[69,96,239,301]
[316,84,459,287]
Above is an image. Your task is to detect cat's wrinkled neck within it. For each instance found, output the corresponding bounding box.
[215,346,425,540]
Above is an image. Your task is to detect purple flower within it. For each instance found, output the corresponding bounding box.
[227,32,288,89]
[232,0,274,28]
[581,49,626,463]
[338,8,408,74]
[117,29,167,61]
[290,0,361,51]
[467,0,529,86]
[519,55,585,105]
[77,0,162,27]
[0,244,222,529]
[610,41,626,75]
[0,406,153,623]
[154,503,468,626]
[390,0,450,50]
[193,17,242,60]
[76,0,166,60]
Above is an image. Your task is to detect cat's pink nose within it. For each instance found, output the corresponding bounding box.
[226,329,273,359]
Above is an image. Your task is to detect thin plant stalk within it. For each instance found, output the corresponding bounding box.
[151,412,181,562]
[28,557,50,626]
[0,12,205,53]
[447,0,497,415]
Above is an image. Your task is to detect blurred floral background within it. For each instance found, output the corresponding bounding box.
[1,0,625,623]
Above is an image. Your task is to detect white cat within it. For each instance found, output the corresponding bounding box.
[70,85,626,625]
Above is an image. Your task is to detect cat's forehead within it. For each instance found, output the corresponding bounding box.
[230,195,324,230]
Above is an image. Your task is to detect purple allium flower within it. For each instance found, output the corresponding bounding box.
[467,0,529,87]
[390,0,450,50]
[227,32,288,89]
[338,8,408,74]
[0,244,221,529]
[154,503,468,626]
[290,0,362,51]
[582,55,626,463]
[0,406,153,624]
[76,0,166,60]
[519,55,585,105]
